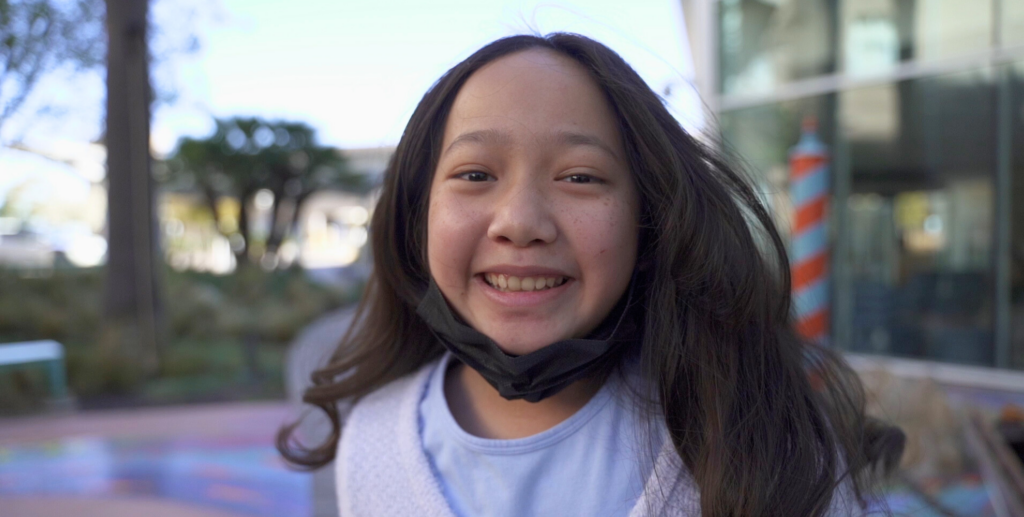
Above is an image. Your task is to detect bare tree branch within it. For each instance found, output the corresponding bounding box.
[0,0,105,139]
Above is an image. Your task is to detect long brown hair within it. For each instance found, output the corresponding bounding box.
[278,33,903,516]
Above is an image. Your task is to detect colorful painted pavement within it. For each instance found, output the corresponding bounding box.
[0,435,310,516]
[0,426,995,517]
[0,433,995,517]
[0,402,311,517]
[874,475,996,516]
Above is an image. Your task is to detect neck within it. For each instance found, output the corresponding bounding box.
[444,360,603,439]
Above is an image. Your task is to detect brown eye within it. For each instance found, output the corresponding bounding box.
[457,171,494,182]
[562,174,599,184]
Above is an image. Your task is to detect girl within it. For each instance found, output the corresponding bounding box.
[279,33,904,516]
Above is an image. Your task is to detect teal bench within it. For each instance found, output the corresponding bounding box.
[0,340,68,400]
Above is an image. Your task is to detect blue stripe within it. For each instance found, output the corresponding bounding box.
[792,222,827,263]
[791,140,828,156]
[794,277,829,317]
[790,167,829,206]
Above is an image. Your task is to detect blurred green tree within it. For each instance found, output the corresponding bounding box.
[165,117,366,266]
[0,0,105,141]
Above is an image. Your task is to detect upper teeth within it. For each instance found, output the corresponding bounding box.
[484,274,567,292]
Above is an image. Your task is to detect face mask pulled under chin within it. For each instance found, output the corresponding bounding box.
[414,273,641,402]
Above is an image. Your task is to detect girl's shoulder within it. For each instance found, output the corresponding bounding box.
[336,358,452,516]
[348,358,439,426]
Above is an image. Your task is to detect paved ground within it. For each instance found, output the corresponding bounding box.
[0,306,356,517]
[0,401,293,446]
[0,401,311,517]
[0,496,254,517]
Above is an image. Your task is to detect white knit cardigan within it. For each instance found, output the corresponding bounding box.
[335,360,859,516]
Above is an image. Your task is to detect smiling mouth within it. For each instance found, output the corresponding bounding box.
[482,273,569,292]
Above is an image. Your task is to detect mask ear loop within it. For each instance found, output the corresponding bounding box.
[604,267,642,340]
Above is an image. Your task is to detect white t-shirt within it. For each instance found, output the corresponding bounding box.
[418,352,663,517]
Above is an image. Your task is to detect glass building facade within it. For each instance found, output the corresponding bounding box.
[708,0,1024,369]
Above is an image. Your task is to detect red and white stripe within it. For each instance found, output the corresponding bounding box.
[789,118,830,342]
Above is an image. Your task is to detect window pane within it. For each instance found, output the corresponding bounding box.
[840,0,994,77]
[843,68,996,365]
[1005,0,1024,46]
[719,0,837,95]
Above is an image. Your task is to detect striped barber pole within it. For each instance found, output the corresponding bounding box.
[790,117,830,342]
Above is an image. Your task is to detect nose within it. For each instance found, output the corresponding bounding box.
[486,180,557,247]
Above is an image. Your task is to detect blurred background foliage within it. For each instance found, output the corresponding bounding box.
[161,117,370,267]
[1,2,373,416]
[0,265,360,414]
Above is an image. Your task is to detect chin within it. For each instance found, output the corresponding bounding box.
[490,335,559,356]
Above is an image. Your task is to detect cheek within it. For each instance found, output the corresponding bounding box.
[566,200,638,273]
[426,192,480,288]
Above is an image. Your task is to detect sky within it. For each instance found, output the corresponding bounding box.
[151,0,699,154]
[1,0,699,206]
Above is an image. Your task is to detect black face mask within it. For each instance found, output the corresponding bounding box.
[415,275,641,402]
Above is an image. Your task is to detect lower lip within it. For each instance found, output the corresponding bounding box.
[475,275,572,307]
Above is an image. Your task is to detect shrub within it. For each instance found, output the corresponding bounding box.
[0,265,360,414]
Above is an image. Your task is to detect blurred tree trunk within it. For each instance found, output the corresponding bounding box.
[235,188,254,265]
[285,189,314,249]
[265,186,290,256]
[103,0,162,374]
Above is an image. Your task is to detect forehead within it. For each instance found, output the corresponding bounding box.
[443,49,622,150]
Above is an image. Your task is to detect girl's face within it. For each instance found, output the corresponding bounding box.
[426,49,639,355]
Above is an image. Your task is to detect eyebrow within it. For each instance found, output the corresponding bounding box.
[443,128,621,162]
[554,130,621,162]
[443,128,513,155]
